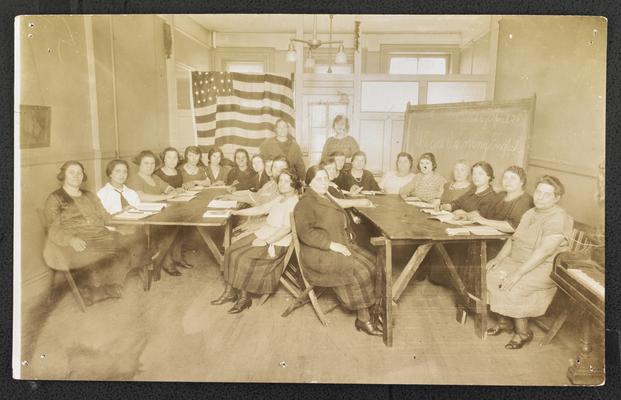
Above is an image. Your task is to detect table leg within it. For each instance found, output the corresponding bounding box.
[197,226,224,268]
[223,220,231,251]
[435,243,470,323]
[392,243,433,303]
[377,239,394,347]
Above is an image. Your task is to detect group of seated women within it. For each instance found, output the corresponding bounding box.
[43,112,573,347]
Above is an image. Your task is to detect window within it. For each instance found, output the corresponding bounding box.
[388,55,448,75]
[361,82,419,112]
[225,61,265,73]
[312,64,353,74]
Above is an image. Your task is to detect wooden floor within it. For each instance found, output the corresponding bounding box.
[20,245,585,385]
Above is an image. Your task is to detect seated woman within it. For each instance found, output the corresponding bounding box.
[155,147,183,188]
[440,160,472,204]
[399,152,447,206]
[329,150,349,185]
[202,146,231,186]
[293,166,382,336]
[44,161,133,305]
[379,152,416,194]
[181,146,211,189]
[250,154,271,191]
[465,166,533,233]
[320,115,360,163]
[226,148,258,191]
[336,151,380,194]
[440,161,497,218]
[318,157,375,209]
[220,157,289,207]
[126,150,190,277]
[211,169,301,313]
[486,175,573,349]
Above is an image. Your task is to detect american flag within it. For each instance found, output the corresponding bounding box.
[190,71,295,157]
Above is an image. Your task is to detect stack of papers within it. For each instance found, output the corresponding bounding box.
[135,202,166,212]
[406,200,435,208]
[427,212,473,226]
[361,190,383,196]
[208,199,237,209]
[446,226,505,236]
[421,209,452,216]
[114,210,156,220]
[183,189,202,195]
[447,227,470,236]
[203,210,232,218]
[168,194,196,202]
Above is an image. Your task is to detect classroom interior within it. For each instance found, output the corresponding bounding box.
[15,14,606,384]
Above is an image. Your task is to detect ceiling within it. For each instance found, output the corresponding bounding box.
[189,14,491,43]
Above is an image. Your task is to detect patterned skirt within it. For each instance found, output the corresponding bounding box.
[330,245,377,311]
[223,234,288,294]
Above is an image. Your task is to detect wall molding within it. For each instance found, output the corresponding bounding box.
[528,157,598,179]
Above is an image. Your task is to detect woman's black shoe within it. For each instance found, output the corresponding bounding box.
[211,289,238,305]
[355,318,383,336]
[505,331,534,350]
[228,297,252,314]
[175,260,194,269]
[486,324,514,336]
[163,263,182,277]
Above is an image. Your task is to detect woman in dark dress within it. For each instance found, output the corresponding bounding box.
[211,170,301,313]
[43,161,134,305]
[180,146,211,189]
[440,161,497,217]
[226,148,257,191]
[259,118,306,181]
[202,146,231,186]
[250,154,271,191]
[440,160,472,204]
[293,166,382,336]
[155,147,183,188]
[336,151,380,193]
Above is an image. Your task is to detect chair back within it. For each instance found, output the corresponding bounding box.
[288,212,313,288]
[569,221,596,255]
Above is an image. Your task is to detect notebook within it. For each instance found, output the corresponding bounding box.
[134,202,166,212]
[203,210,232,218]
[114,210,155,220]
[208,199,237,209]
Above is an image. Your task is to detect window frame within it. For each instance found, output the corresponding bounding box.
[379,44,460,75]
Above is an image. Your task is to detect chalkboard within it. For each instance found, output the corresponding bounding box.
[402,96,536,184]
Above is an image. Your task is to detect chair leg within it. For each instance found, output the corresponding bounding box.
[63,271,87,313]
[282,287,313,317]
[539,308,571,346]
[259,293,270,305]
[308,289,329,326]
[47,270,58,305]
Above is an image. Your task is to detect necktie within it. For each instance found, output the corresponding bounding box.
[116,189,130,209]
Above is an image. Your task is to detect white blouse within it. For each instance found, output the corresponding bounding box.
[379,171,416,194]
[97,183,141,214]
[254,195,299,247]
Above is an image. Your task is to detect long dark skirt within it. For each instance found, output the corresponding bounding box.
[330,246,377,311]
[223,235,288,294]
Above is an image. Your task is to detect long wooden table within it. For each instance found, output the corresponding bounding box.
[111,187,233,284]
[354,195,509,347]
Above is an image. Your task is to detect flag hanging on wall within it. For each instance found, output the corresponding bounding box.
[190,71,295,157]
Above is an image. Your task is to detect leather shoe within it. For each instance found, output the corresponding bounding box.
[355,318,383,336]
[228,296,252,314]
[486,324,514,336]
[505,330,534,350]
[175,260,194,269]
[163,263,182,277]
[211,289,238,305]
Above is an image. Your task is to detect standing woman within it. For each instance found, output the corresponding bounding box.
[259,118,306,181]
[126,151,191,277]
[181,146,211,189]
[320,115,360,163]
[379,152,416,194]
[337,151,381,193]
[212,169,301,313]
[226,148,258,191]
[202,147,231,186]
[486,176,573,349]
[250,154,271,191]
[43,161,132,304]
[440,160,473,204]
[399,152,447,206]
[294,166,382,336]
[156,147,183,189]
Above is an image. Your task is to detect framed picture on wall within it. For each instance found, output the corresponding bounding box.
[20,104,51,149]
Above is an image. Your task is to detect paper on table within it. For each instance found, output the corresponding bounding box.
[421,209,452,216]
[466,226,504,236]
[206,185,230,189]
[114,210,155,220]
[361,190,382,195]
[407,201,435,208]
[135,202,166,212]
[168,195,196,202]
[203,210,232,218]
[183,190,202,195]
[446,227,470,236]
[208,199,237,208]
[405,196,420,202]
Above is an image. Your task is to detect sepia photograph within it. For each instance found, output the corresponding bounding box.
[13,13,606,385]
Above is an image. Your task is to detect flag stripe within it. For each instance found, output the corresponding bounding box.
[194,104,295,127]
[197,126,275,140]
[196,119,290,134]
[197,135,267,148]
[194,96,294,118]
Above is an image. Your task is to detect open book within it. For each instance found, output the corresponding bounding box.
[426,212,472,225]
[134,202,166,212]
[406,200,435,208]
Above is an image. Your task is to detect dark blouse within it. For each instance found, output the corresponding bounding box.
[250,171,271,192]
[180,165,208,183]
[449,186,498,215]
[226,167,258,190]
[440,182,472,204]
[482,191,534,229]
[335,169,381,191]
[205,164,231,183]
[155,168,183,188]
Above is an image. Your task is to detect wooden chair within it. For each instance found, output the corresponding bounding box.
[37,208,90,312]
[536,221,599,345]
[274,213,331,326]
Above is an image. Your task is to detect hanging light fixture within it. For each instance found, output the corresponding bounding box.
[335,44,347,64]
[286,41,297,62]
[304,50,315,69]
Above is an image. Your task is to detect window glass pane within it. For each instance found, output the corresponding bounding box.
[361,82,419,112]
[426,82,487,104]
[418,57,447,74]
[389,57,418,74]
[225,62,265,73]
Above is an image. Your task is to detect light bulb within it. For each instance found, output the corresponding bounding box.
[286,42,296,63]
[335,44,347,64]
[305,54,315,69]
